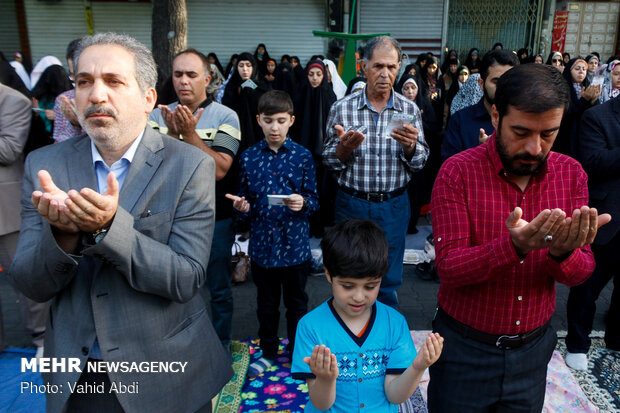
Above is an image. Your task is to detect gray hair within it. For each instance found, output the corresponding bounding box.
[363,36,403,63]
[74,32,157,93]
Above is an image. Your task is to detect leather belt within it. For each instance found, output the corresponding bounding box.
[437,307,550,350]
[340,186,406,203]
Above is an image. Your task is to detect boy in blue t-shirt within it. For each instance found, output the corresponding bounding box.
[291,220,443,412]
[227,90,319,378]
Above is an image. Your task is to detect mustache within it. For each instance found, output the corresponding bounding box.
[83,105,117,118]
[513,152,545,162]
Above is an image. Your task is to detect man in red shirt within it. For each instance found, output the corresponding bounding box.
[428,64,611,412]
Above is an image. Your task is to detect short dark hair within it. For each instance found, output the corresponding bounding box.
[480,49,519,80]
[66,38,82,62]
[321,219,388,280]
[257,90,294,115]
[495,64,569,118]
[174,48,210,75]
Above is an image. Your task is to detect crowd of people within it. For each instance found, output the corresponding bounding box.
[0,32,618,413]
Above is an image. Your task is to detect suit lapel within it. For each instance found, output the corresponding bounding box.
[69,135,98,191]
[119,127,164,214]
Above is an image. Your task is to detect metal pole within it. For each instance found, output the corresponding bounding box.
[534,0,546,54]
[441,0,450,64]
[349,0,357,33]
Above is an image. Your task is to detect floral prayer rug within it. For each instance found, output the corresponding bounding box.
[556,338,620,413]
[240,338,309,412]
[213,341,251,413]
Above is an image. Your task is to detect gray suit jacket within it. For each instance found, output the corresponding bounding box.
[0,83,31,237]
[9,127,233,413]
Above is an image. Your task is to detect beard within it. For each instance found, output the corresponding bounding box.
[78,104,123,151]
[483,83,495,105]
[495,122,547,176]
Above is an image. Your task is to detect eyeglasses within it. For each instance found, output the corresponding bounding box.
[552,59,561,63]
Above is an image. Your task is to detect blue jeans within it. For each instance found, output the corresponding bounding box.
[204,218,235,347]
[334,189,410,308]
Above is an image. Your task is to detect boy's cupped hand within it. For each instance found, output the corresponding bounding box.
[303,345,339,381]
[412,332,444,370]
[283,194,304,211]
[225,193,250,213]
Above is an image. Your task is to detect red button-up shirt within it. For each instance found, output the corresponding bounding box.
[431,133,594,335]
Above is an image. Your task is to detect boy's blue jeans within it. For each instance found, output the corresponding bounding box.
[334,189,410,308]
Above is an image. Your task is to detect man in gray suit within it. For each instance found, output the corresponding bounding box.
[9,33,232,413]
[0,82,48,354]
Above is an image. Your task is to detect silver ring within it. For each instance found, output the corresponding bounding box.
[409,142,415,149]
[544,234,553,243]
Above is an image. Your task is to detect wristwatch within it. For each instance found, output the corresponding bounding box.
[91,228,109,244]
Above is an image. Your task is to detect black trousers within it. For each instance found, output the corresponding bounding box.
[566,234,620,353]
[64,369,212,412]
[251,260,309,360]
[428,311,557,413]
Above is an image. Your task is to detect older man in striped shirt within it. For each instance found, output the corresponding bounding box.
[323,36,429,308]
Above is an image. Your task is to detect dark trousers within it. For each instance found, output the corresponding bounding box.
[566,234,620,352]
[65,369,212,413]
[251,260,309,360]
[428,311,557,413]
[203,218,235,347]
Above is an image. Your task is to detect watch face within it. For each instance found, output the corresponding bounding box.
[94,230,108,244]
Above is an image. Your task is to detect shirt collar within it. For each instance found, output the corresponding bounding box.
[358,85,400,112]
[91,129,145,167]
[259,136,292,152]
[487,131,550,178]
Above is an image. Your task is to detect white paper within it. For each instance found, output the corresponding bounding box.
[267,194,291,206]
[385,113,414,139]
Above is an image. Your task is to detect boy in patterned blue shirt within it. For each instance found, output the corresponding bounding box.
[291,220,443,412]
[227,90,319,378]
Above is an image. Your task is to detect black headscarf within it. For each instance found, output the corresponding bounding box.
[562,57,590,89]
[254,43,271,77]
[31,65,73,100]
[555,57,595,156]
[272,62,297,98]
[292,60,337,157]
[0,55,30,97]
[224,54,238,77]
[517,48,529,64]
[222,52,268,151]
[345,76,366,95]
[207,53,225,78]
[465,48,481,72]
[396,73,438,135]
[263,58,277,88]
[546,51,564,65]
[415,53,429,68]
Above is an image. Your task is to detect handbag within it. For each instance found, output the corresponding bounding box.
[231,242,250,284]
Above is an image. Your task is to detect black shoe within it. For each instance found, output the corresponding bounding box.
[415,262,434,281]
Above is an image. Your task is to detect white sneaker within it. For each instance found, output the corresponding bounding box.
[565,352,588,370]
[35,346,44,359]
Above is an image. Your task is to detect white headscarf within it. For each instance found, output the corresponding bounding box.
[30,56,63,88]
[9,60,31,90]
[323,59,347,100]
